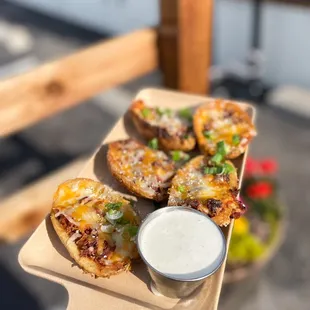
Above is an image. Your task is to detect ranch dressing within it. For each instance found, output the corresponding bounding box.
[139,208,226,280]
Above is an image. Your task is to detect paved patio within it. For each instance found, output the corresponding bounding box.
[0,2,310,310]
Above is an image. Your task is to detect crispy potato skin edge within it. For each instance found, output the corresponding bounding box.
[130,100,196,152]
[107,140,167,202]
[168,155,240,227]
[51,179,131,278]
[193,102,255,159]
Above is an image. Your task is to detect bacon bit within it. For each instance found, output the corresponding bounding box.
[158,128,171,139]
[84,227,92,235]
[96,241,116,264]
[79,237,98,257]
[230,211,241,219]
[68,232,82,243]
[223,109,234,119]
[187,199,200,209]
[206,199,222,216]
[102,240,116,257]
[58,215,78,236]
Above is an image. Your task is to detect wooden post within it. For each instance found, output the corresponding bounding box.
[159,0,213,94]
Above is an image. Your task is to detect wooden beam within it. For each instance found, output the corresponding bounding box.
[0,159,86,243]
[159,0,213,94]
[0,28,158,137]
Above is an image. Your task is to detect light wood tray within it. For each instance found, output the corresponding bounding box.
[18,88,255,310]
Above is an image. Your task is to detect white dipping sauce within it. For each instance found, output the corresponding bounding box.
[139,208,226,280]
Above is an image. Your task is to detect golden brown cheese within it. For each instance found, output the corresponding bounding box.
[130,100,196,151]
[194,99,256,158]
[168,156,245,226]
[107,139,176,201]
[51,178,140,277]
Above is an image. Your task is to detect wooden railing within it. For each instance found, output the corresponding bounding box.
[0,29,158,137]
[0,0,213,242]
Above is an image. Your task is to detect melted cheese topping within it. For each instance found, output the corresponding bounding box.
[194,100,256,157]
[109,139,175,198]
[168,156,242,226]
[132,100,192,136]
[53,179,140,263]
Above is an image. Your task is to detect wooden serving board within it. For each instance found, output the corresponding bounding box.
[18,88,255,310]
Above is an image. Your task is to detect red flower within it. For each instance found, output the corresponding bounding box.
[245,157,260,175]
[246,181,273,199]
[261,159,278,175]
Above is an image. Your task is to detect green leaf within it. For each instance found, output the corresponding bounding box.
[142,108,151,118]
[105,202,122,211]
[179,108,192,121]
[148,138,158,150]
[177,185,186,193]
[203,131,213,139]
[232,134,240,146]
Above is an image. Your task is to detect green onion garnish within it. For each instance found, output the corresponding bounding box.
[204,163,235,175]
[171,150,182,162]
[204,166,222,175]
[203,131,213,139]
[127,225,139,237]
[223,163,235,174]
[105,202,122,211]
[179,108,192,121]
[148,138,158,149]
[211,153,223,165]
[116,217,130,225]
[217,141,228,156]
[171,150,190,162]
[142,108,151,118]
[156,107,172,116]
[232,134,240,145]
[177,185,186,193]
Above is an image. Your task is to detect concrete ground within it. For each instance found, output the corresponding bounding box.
[1,2,310,310]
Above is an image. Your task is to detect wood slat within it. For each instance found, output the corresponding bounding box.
[0,159,86,243]
[159,0,213,94]
[0,28,158,137]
